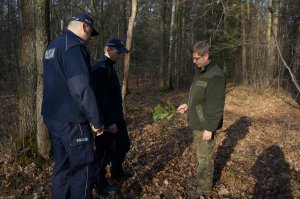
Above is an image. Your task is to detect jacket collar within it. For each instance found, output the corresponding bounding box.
[101,54,116,65]
[195,59,216,74]
[63,29,86,45]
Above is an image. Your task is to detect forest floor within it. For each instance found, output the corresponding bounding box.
[0,83,300,199]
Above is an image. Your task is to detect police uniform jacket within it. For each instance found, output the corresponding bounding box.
[92,55,124,127]
[42,29,102,128]
[187,60,226,132]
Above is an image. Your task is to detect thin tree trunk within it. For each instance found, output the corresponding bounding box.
[159,0,166,90]
[176,0,185,89]
[272,0,279,76]
[241,0,248,84]
[266,0,275,86]
[174,0,180,89]
[121,0,127,40]
[101,0,104,49]
[166,0,176,90]
[180,1,186,87]
[36,0,51,159]
[118,0,127,80]
[19,0,37,146]
[91,0,105,62]
[7,0,17,91]
[121,0,138,117]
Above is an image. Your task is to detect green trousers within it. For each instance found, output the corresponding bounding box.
[193,130,216,194]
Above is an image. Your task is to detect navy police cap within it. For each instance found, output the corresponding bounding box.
[105,38,129,53]
[70,12,99,36]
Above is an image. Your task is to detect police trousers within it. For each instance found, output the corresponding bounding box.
[44,118,96,199]
[193,130,216,194]
[95,117,130,182]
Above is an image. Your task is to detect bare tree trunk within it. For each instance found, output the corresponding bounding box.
[36,0,51,159]
[241,0,248,84]
[272,0,279,76]
[174,0,180,89]
[292,21,300,92]
[180,0,186,86]
[272,0,279,40]
[91,0,105,51]
[118,0,127,80]
[100,0,104,49]
[18,0,37,146]
[91,0,107,62]
[266,0,275,86]
[166,0,176,90]
[6,0,17,91]
[121,0,138,117]
[158,0,166,90]
[121,0,127,40]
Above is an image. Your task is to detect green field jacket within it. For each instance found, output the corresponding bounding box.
[187,61,226,132]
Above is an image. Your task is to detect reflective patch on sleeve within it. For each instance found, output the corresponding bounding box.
[195,80,208,87]
[45,48,55,59]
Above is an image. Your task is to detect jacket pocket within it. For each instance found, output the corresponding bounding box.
[196,104,205,123]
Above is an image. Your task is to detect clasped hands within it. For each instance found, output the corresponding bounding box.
[91,123,118,136]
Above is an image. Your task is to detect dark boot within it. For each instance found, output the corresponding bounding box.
[111,168,133,180]
[95,177,118,196]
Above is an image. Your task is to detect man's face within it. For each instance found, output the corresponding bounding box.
[108,48,125,62]
[82,23,93,41]
[192,52,209,68]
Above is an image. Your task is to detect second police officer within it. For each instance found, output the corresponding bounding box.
[92,38,132,196]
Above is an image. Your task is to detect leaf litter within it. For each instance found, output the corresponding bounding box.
[0,84,299,198]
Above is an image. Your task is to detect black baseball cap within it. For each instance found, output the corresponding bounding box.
[70,12,99,36]
[105,38,129,53]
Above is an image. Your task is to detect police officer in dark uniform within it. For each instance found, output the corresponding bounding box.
[42,12,104,199]
[92,38,131,195]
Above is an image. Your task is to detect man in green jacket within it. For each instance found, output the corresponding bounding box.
[177,41,226,196]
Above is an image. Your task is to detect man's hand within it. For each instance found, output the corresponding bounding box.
[108,123,118,134]
[203,130,212,141]
[91,125,104,136]
[177,104,188,114]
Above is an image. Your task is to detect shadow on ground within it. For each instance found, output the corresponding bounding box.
[214,116,252,184]
[252,145,293,198]
[124,126,193,197]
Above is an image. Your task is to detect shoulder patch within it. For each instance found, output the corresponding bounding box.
[44,48,55,59]
[195,80,207,87]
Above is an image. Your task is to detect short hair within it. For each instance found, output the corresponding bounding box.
[67,20,82,28]
[192,41,212,59]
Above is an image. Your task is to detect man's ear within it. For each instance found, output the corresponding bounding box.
[204,53,209,60]
[82,23,89,34]
[105,47,112,56]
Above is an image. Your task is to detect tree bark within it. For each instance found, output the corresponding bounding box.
[174,0,180,89]
[121,0,138,116]
[121,0,127,40]
[267,0,276,86]
[166,0,176,90]
[272,0,279,75]
[19,0,37,144]
[91,0,102,61]
[241,0,248,84]
[158,0,166,90]
[36,0,51,159]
